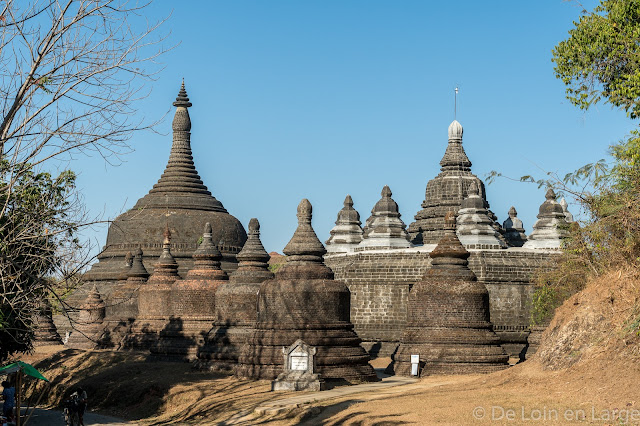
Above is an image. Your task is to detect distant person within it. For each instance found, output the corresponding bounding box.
[70,387,87,426]
[1,381,15,423]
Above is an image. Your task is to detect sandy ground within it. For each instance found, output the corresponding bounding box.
[12,347,639,425]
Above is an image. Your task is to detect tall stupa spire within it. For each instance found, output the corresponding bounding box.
[440,120,471,171]
[134,81,226,212]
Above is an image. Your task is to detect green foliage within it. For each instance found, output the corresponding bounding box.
[552,0,640,118]
[0,160,78,360]
[268,263,284,274]
[498,0,640,326]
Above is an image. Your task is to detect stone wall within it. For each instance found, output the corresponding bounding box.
[325,247,559,358]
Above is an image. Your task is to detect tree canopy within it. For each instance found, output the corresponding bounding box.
[552,0,640,119]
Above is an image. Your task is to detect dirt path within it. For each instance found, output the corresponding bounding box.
[19,408,131,425]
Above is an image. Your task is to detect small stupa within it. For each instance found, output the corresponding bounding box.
[33,299,62,346]
[325,195,364,254]
[394,212,508,376]
[150,223,228,361]
[127,225,181,349]
[196,218,274,372]
[559,198,575,223]
[66,285,106,350]
[503,206,528,247]
[103,248,149,348]
[523,189,570,249]
[358,186,411,250]
[106,250,147,323]
[236,200,377,383]
[456,181,506,249]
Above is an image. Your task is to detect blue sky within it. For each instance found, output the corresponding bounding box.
[72,0,636,257]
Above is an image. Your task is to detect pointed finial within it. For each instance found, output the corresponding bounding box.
[508,206,517,217]
[381,185,392,198]
[444,211,456,231]
[128,248,149,278]
[448,120,463,140]
[344,194,353,208]
[248,218,260,233]
[173,80,192,108]
[545,188,556,200]
[124,251,133,267]
[163,223,171,245]
[297,198,312,221]
[560,197,568,210]
[283,199,327,260]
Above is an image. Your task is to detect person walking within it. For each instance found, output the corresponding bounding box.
[1,381,15,424]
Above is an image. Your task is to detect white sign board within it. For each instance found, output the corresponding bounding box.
[411,363,419,376]
[289,347,309,371]
[410,354,420,364]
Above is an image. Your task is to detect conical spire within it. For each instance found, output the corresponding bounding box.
[523,188,570,249]
[440,120,471,170]
[151,224,180,278]
[173,80,192,108]
[186,222,228,280]
[236,218,270,265]
[429,211,469,269]
[118,251,134,280]
[559,197,574,223]
[456,182,506,249]
[134,81,226,212]
[127,248,149,279]
[283,199,326,262]
[359,186,411,249]
[503,206,527,247]
[427,212,476,281]
[326,195,363,253]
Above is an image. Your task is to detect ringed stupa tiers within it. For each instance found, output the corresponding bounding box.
[85,82,247,283]
[408,120,500,245]
[236,199,377,383]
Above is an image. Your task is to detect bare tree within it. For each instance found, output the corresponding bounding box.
[0,0,168,359]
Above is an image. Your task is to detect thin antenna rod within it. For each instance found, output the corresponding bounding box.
[454,86,459,120]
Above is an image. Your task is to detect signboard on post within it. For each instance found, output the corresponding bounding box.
[411,354,420,376]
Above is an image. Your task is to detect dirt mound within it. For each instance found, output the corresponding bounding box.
[18,347,287,423]
[535,268,640,370]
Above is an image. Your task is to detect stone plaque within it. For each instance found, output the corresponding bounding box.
[272,339,325,391]
[289,347,309,371]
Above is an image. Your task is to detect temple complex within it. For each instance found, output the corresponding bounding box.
[236,200,378,383]
[325,120,567,359]
[394,212,508,375]
[48,85,575,379]
[196,218,274,372]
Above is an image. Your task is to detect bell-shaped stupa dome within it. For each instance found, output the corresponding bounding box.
[85,81,247,283]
